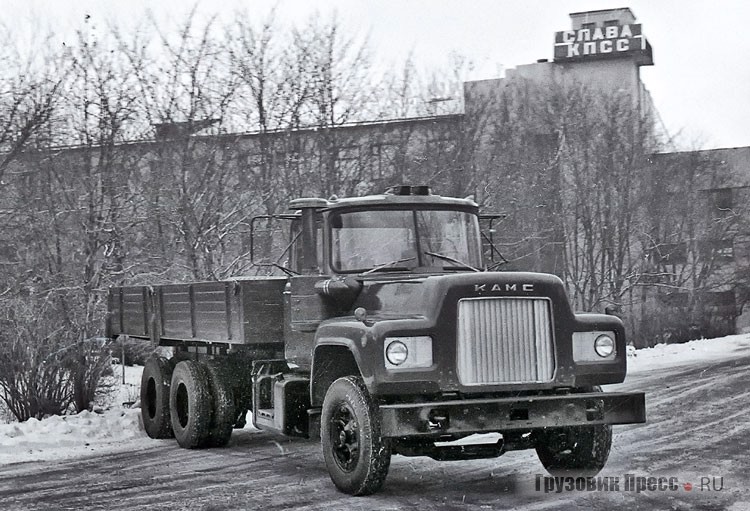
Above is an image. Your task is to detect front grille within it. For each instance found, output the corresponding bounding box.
[456,297,555,385]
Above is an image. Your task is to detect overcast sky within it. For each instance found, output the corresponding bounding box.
[4,0,749,150]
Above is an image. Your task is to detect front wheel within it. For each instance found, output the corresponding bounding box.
[535,387,613,476]
[321,376,391,495]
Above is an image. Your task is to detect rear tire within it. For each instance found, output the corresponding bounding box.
[535,387,613,476]
[140,356,174,439]
[321,376,391,495]
[204,360,235,447]
[169,360,212,449]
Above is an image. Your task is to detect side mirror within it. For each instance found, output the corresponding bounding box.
[479,213,508,268]
[250,214,299,266]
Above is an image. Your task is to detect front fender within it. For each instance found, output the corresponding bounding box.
[571,313,628,385]
[310,319,378,405]
[312,316,435,400]
[315,320,376,375]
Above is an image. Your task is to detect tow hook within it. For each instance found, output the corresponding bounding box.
[425,409,450,431]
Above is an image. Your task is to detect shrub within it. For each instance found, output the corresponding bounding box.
[0,297,112,421]
[0,315,75,421]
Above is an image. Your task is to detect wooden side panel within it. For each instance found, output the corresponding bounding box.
[192,281,242,342]
[121,286,150,337]
[160,285,193,339]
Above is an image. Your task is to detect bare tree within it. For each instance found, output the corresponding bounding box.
[639,150,748,342]
[226,8,313,272]
[477,78,660,336]
[0,25,63,183]
[121,9,242,281]
[291,14,378,197]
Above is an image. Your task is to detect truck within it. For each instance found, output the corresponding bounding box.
[106,185,645,495]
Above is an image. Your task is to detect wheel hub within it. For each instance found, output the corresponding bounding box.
[146,377,157,419]
[330,403,360,472]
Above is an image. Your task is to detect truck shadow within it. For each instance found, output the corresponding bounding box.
[228,428,313,450]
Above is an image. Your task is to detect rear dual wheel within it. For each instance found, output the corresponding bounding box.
[168,360,236,449]
[140,356,174,439]
[203,360,235,447]
[170,360,212,449]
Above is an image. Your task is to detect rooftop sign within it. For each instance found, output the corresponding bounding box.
[554,24,653,65]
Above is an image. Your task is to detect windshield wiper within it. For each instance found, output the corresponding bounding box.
[423,251,481,272]
[360,256,416,275]
[485,260,509,271]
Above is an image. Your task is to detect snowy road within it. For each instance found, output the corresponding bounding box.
[2,352,750,510]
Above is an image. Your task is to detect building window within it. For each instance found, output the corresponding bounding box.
[640,272,674,284]
[649,242,687,265]
[708,188,734,218]
[370,143,396,179]
[288,150,300,170]
[426,137,458,161]
[714,188,733,209]
[245,151,264,175]
[604,20,619,27]
[705,290,736,308]
[337,145,360,162]
[701,239,734,262]
[335,145,360,179]
[658,292,688,308]
[581,22,596,30]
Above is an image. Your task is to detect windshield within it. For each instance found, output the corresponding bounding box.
[330,209,483,273]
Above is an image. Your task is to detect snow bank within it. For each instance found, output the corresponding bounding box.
[3,334,750,466]
[0,407,154,465]
[0,365,157,466]
[627,333,750,374]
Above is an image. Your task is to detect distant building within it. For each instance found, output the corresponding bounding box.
[8,7,749,342]
[466,7,654,120]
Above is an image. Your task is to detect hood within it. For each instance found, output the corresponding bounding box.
[353,271,568,318]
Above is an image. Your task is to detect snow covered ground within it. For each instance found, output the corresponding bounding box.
[2,333,749,467]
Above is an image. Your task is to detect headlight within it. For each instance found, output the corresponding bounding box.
[384,336,433,369]
[385,341,408,365]
[594,334,615,358]
[572,331,617,361]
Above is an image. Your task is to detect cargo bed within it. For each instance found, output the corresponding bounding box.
[106,277,288,347]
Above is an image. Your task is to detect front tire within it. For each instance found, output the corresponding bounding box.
[140,356,174,439]
[535,387,613,476]
[321,376,391,496]
[169,360,212,449]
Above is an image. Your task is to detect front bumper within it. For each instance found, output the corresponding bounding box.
[379,391,645,438]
